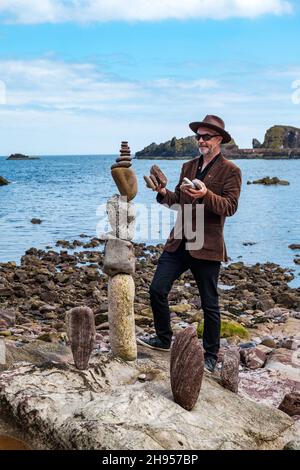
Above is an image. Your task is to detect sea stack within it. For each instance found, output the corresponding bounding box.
[103,141,138,361]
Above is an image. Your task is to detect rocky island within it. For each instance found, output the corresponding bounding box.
[7,153,40,160]
[135,125,300,159]
[0,176,10,186]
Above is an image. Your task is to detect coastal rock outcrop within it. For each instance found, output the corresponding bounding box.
[135,125,300,159]
[0,353,298,450]
[0,176,10,186]
[7,153,40,160]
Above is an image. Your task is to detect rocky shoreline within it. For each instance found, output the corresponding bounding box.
[0,237,300,449]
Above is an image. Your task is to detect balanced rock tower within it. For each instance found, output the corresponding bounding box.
[103,142,138,361]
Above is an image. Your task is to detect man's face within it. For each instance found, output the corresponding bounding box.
[196,126,222,156]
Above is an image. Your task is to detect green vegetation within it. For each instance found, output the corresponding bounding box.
[197,319,249,339]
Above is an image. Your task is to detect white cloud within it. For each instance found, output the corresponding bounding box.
[0,0,293,24]
[0,57,298,152]
[0,58,221,112]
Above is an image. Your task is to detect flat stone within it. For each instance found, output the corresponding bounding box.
[150,165,167,187]
[221,348,240,393]
[0,309,16,328]
[111,161,132,169]
[66,307,96,370]
[170,326,204,411]
[265,348,300,381]
[240,347,267,369]
[103,238,135,276]
[111,167,138,202]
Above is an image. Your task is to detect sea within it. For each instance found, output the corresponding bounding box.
[0,155,299,287]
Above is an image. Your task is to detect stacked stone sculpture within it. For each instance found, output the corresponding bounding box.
[103,141,138,361]
[170,327,204,411]
[111,141,137,201]
[220,348,240,393]
[66,307,96,370]
[144,165,168,190]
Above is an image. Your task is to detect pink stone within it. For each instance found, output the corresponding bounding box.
[240,347,267,369]
[221,348,240,393]
[170,326,204,411]
[66,307,95,370]
[278,392,300,416]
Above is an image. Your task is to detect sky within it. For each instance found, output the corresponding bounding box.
[0,0,300,155]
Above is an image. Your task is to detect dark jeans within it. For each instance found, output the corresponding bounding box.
[150,240,221,360]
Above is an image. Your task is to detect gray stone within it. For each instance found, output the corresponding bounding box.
[284,440,300,450]
[106,194,136,241]
[0,338,5,366]
[103,238,135,276]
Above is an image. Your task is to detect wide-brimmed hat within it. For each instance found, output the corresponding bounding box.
[189,115,231,144]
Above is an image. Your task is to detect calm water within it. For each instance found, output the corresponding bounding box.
[0,155,299,286]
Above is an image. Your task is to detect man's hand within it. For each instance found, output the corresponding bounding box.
[155,184,167,196]
[180,183,207,201]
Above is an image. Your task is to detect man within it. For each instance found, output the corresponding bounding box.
[137,115,242,373]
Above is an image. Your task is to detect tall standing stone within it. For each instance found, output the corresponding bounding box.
[102,141,138,362]
[66,307,95,370]
[108,274,137,361]
[170,326,204,411]
[221,348,240,393]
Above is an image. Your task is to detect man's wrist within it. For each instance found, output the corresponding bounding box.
[158,188,167,196]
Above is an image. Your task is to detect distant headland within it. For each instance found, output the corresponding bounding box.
[135,125,300,159]
[7,153,40,160]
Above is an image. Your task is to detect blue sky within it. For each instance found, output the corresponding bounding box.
[0,0,300,154]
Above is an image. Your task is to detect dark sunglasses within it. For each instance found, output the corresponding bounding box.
[195,133,220,142]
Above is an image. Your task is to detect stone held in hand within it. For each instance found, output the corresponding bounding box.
[182,177,195,188]
[221,348,240,393]
[150,165,168,187]
[170,326,204,411]
[143,175,156,190]
[65,306,96,370]
[192,179,205,190]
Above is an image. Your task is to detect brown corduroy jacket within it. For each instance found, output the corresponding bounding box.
[157,154,242,262]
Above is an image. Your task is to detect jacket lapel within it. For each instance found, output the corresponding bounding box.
[202,154,225,185]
